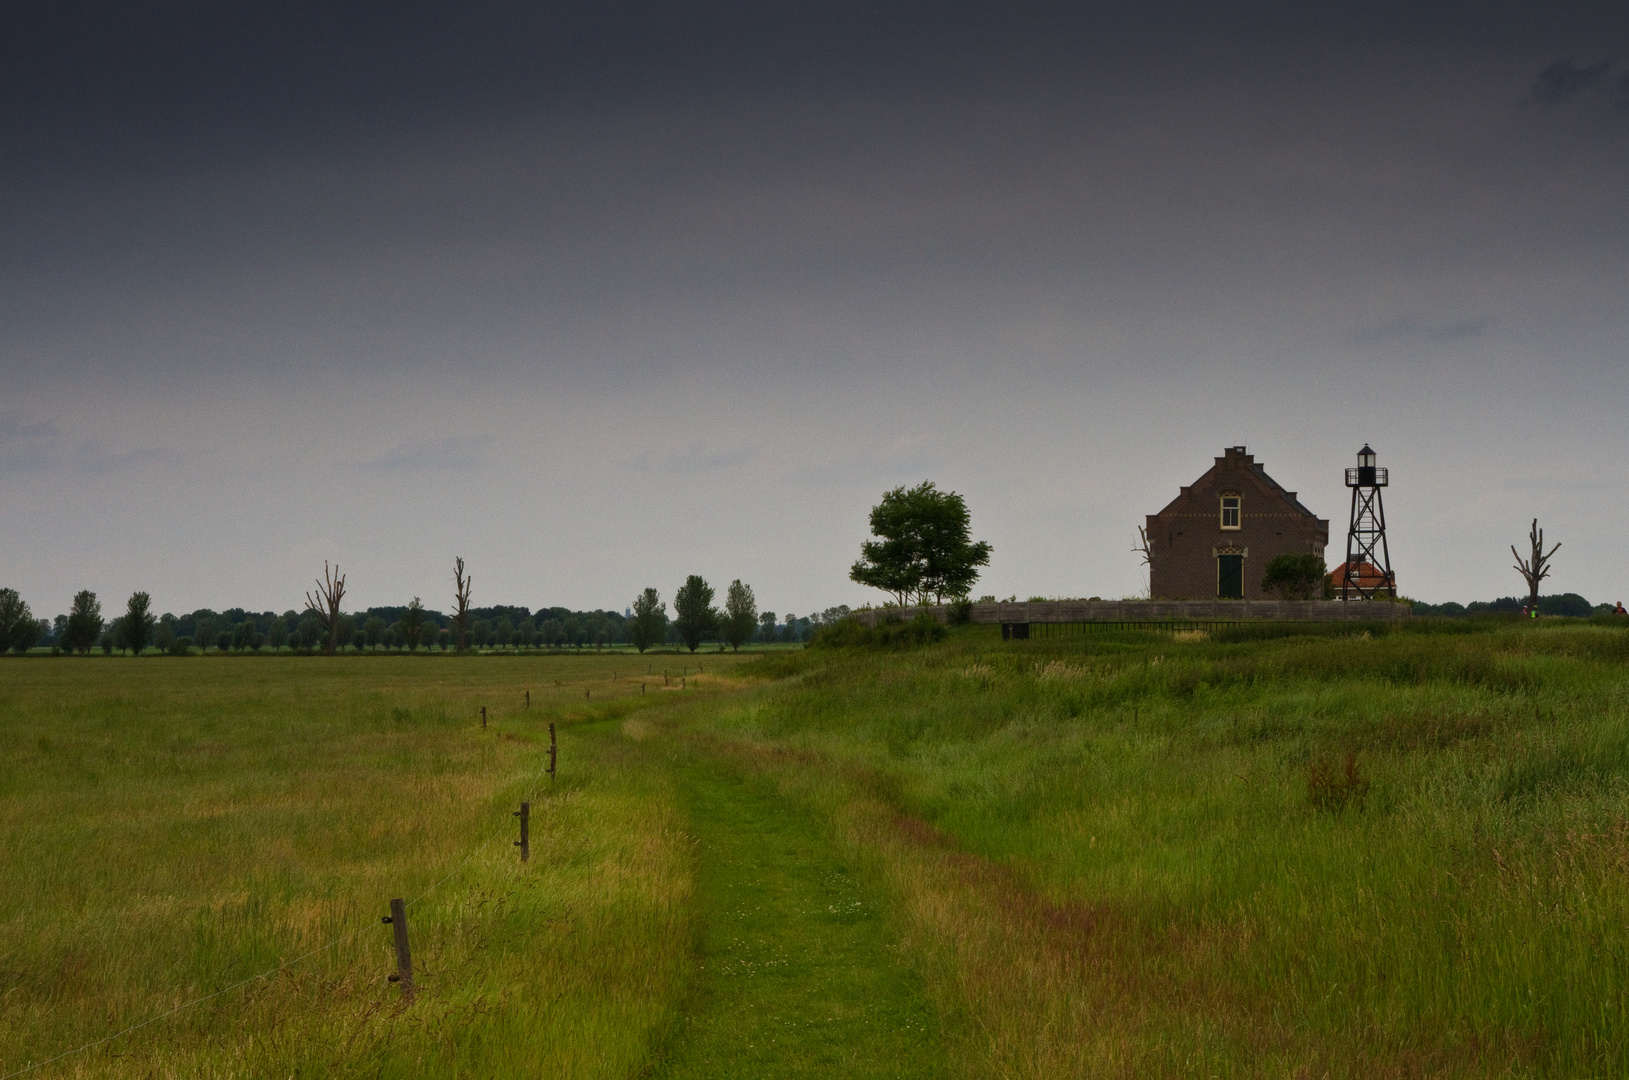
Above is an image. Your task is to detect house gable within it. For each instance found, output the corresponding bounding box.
[1146,446,1330,600]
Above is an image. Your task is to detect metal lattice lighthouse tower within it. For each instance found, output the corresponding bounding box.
[1341,444,1395,599]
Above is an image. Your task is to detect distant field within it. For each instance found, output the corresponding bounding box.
[4,622,1629,1077]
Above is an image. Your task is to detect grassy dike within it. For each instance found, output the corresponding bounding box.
[5,621,1629,1077]
[691,620,1629,1078]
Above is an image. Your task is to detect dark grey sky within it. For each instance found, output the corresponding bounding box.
[4,1,1627,617]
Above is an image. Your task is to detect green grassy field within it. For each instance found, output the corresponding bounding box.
[0,653,735,1078]
[3,621,1628,1077]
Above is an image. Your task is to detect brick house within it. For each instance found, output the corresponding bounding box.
[1147,446,1329,600]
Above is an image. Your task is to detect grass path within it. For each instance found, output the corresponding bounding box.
[651,747,947,1079]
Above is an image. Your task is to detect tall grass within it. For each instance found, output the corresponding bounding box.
[0,654,749,1078]
[703,621,1629,1077]
[8,627,1629,1076]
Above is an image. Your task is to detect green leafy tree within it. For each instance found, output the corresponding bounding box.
[758,610,778,643]
[1261,553,1328,601]
[363,616,388,650]
[629,589,667,653]
[850,481,992,605]
[267,617,290,651]
[403,598,426,651]
[215,630,232,652]
[723,580,758,651]
[673,576,717,653]
[1,589,36,655]
[0,589,20,643]
[296,617,323,651]
[120,592,155,655]
[63,590,104,654]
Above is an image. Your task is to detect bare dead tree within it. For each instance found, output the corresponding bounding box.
[1511,518,1560,614]
[304,561,347,654]
[1133,526,1153,599]
[452,556,473,651]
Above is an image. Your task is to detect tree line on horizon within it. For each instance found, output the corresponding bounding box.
[9,495,1617,658]
[0,566,854,656]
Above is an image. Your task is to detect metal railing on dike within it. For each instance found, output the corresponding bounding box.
[1,719,563,1080]
[1016,620,1249,640]
[854,598,1412,629]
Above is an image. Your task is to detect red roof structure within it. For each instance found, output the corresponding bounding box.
[1330,560,1394,594]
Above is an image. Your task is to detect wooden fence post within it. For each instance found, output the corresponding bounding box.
[384,898,414,1000]
[481,706,487,729]
[548,723,557,778]
[525,690,530,709]
[515,801,530,862]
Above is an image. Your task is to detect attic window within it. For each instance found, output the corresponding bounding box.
[1220,493,1241,530]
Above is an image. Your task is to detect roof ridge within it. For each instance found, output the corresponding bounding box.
[1250,460,1318,518]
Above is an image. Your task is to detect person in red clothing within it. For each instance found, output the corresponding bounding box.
[1615,601,1626,615]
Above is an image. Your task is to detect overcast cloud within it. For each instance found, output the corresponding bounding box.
[3,1,1627,617]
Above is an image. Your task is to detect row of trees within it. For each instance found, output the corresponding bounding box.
[0,588,157,655]
[8,485,975,655]
[628,576,764,653]
[1,561,849,656]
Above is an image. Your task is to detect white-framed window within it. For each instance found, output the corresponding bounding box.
[1220,493,1241,530]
